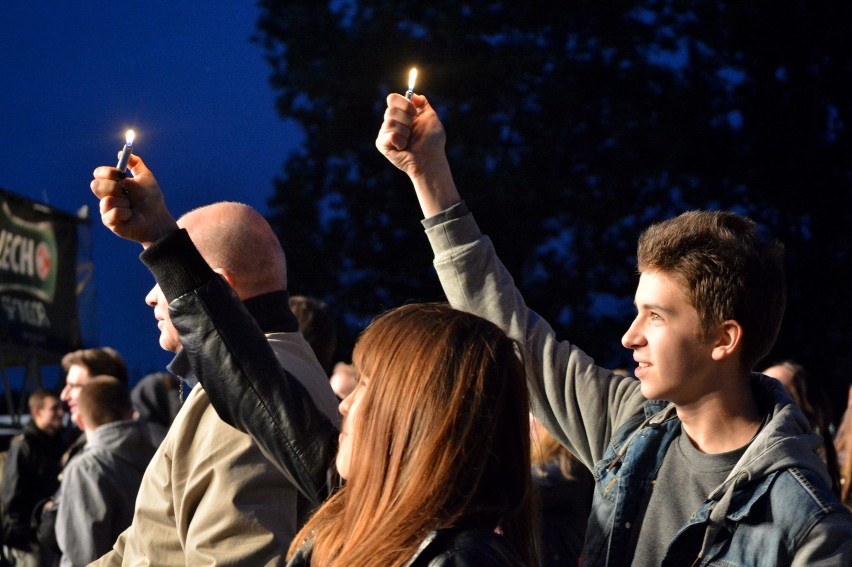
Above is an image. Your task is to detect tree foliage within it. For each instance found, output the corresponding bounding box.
[256,0,852,415]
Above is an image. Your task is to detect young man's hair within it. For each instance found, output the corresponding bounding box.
[637,210,786,370]
[290,303,538,566]
[61,347,128,384]
[289,295,337,375]
[77,376,133,429]
[28,388,58,414]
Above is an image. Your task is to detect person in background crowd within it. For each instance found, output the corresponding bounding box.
[32,348,129,558]
[1,390,65,567]
[761,360,841,496]
[129,371,181,447]
[328,361,358,400]
[58,348,128,466]
[530,414,594,567]
[834,385,852,509]
[54,377,155,567]
[289,295,338,376]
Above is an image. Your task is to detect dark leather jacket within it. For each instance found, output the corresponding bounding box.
[287,527,524,566]
[140,229,524,565]
[142,228,339,505]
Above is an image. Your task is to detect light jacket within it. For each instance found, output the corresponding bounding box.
[144,228,524,565]
[423,204,852,566]
[55,419,155,567]
[91,288,340,564]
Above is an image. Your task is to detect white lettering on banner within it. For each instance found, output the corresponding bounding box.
[1,296,51,328]
[0,229,37,277]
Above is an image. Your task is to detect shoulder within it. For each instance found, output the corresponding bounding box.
[62,448,104,477]
[417,528,524,567]
[769,467,848,515]
[744,466,852,550]
[6,432,28,452]
[768,470,852,563]
[4,432,38,466]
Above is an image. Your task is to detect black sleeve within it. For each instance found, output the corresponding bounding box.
[34,495,61,554]
[1,440,35,548]
[141,229,340,504]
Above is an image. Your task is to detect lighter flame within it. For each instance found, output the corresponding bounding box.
[125,129,135,146]
[408,68,417,92]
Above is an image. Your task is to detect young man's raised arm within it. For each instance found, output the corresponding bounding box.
[376,93,646,468]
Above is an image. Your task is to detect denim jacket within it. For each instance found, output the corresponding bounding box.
[583,392,851,566]
[424,206,852,566]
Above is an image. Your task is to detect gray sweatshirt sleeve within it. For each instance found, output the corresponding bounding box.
[424,210,646,469]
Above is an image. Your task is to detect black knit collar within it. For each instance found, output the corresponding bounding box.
[243,290,300,333]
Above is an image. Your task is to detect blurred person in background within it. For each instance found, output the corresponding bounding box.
[329,362,358,400]
[762,360,840,496]
[289,295,338,376]
[58,348,128,466]
[530,414,594,567]
[54,377,155,567]
[129,371,181,447]
[1,390,65,567]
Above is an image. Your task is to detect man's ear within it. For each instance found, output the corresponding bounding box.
[212,267,237,290]
[711,320,742,362]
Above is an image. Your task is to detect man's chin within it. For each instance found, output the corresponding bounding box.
[160,337,182,353]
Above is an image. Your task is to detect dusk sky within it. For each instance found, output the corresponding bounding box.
[1,2,301,390]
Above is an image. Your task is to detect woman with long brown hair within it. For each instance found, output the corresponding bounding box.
[176,298,539,565]
[88,156,538,564]
[287,303,538,565]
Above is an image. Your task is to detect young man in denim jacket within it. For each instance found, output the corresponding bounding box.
[376,92,852,566]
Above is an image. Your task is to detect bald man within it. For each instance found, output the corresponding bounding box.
[90,178,341,565]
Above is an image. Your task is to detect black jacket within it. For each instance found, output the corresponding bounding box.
[286,528,524,566]
[1,421,64,549]
[141,229,339,504]
[140,229,523,565]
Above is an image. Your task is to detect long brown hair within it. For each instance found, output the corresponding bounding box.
[288,303,537,566]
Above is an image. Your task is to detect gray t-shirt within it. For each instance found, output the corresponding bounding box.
[630,430,747,566]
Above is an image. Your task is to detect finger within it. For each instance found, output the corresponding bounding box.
[386,93,417,117]
[377,120,411,152]
[98,197,133,227]
[100,209,132,232]
[385,105,414,128]
[93,166,125,182]
[90,177,124,199]
[409,94,434,116]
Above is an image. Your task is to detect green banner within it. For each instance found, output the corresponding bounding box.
[0,188,82,361]
[0,202,58,302]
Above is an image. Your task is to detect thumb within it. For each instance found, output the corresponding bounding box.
[412,93,431,112]
[126,154,151,178]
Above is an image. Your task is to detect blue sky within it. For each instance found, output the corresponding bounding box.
[1,2,301,390]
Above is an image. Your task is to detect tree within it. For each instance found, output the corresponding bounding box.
[256,0,852,416]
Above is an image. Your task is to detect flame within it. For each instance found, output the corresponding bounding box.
[408,68,417,92]
[125,129,135,146]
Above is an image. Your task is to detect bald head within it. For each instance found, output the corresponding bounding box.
[178,202,287,299]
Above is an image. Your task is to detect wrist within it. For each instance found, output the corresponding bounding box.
[410,160,461,217]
